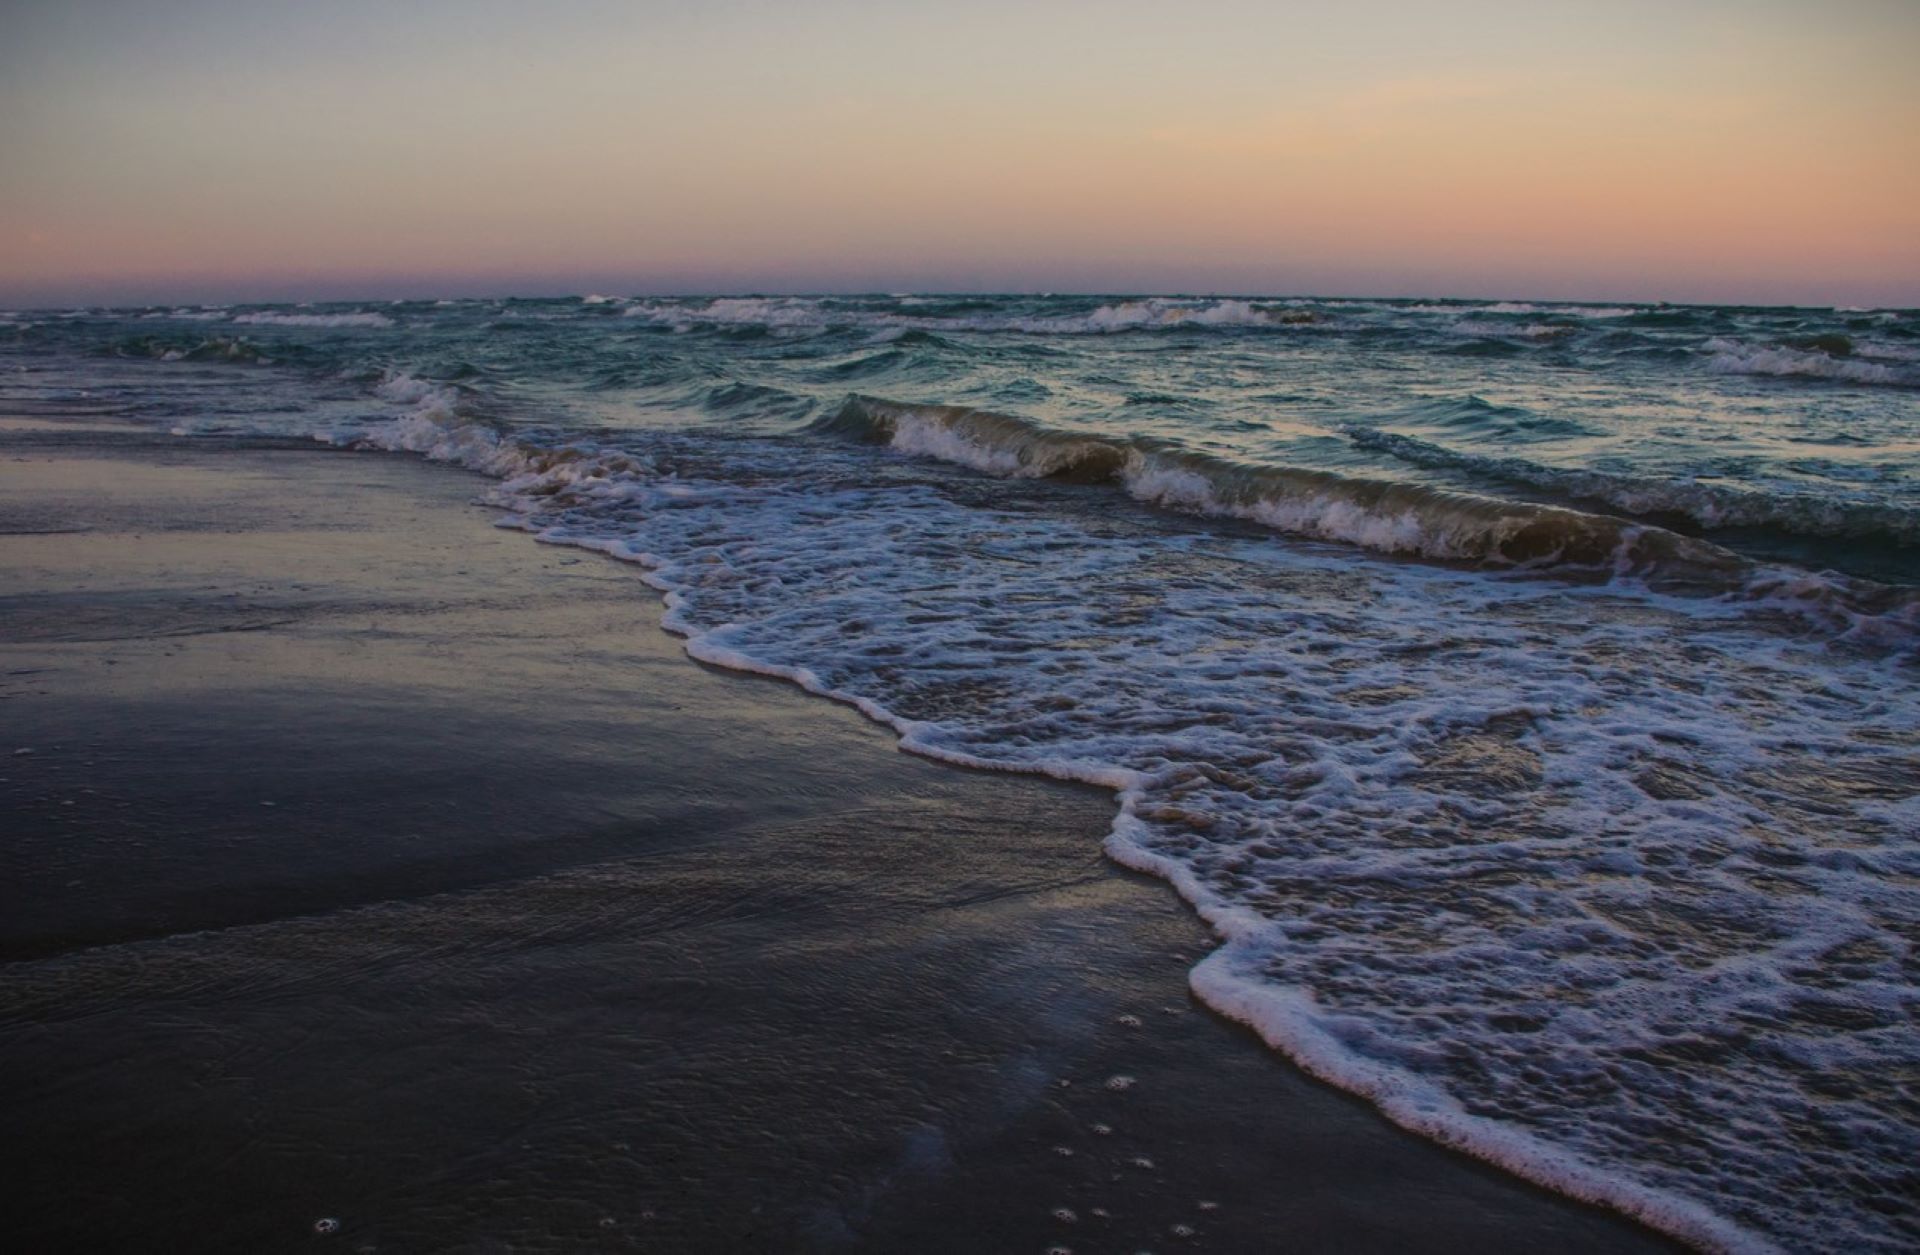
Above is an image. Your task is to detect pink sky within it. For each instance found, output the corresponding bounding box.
[3,0,1916,306]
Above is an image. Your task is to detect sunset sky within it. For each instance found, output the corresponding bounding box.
[3,0,1916,306]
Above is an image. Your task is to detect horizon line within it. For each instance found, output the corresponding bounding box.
[7,289,1917,315]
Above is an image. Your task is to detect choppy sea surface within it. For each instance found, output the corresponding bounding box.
[4,294,1916,1251]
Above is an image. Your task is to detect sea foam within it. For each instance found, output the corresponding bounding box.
[315,378,1920,1252]
[1705,338,1917,387]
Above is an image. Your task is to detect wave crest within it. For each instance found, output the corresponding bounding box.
[822,396,1917,641]
[1349,427,1920,545]
[827,397,1739,571]
[1705,338,1918,387]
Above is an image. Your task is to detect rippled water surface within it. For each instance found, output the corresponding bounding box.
[4,294,1916,1251]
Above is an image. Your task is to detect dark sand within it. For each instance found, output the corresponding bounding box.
[0,423,1676,1253]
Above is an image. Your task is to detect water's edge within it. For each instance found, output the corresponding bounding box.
[353,446,1767,1254]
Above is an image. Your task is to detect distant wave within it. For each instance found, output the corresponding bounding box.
[1448,319,1575,342]
[1704,337,1918,387]
[97,333,280,365]
[1480,302,1640,318]
[1025,297,1323,333]
[138,308,228,322]
[621,296,1327,335]
[232,311,394,329]
[1404,302,1641,319]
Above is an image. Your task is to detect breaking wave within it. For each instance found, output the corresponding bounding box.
[1349,427,1920,546]
[815,396,1918,640]
[1705,338,1919,387]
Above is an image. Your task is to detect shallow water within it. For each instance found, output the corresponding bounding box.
[3,295,1916,1250]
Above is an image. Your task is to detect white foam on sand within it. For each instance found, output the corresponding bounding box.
[313,389,1919,1253]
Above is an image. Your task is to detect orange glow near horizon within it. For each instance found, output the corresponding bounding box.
[2,0,1916,306]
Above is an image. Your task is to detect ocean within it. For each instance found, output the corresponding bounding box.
[4,293,1915,1251]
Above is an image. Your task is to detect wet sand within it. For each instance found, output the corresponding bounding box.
[0,422,1677,1252]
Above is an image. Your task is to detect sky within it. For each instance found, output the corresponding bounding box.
[2,0,1916,306]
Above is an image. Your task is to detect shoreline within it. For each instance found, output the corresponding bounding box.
[512,477,1745,1254]
[1,419,1679,1251]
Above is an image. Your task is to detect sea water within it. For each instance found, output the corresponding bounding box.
[4,294,1916,1250]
